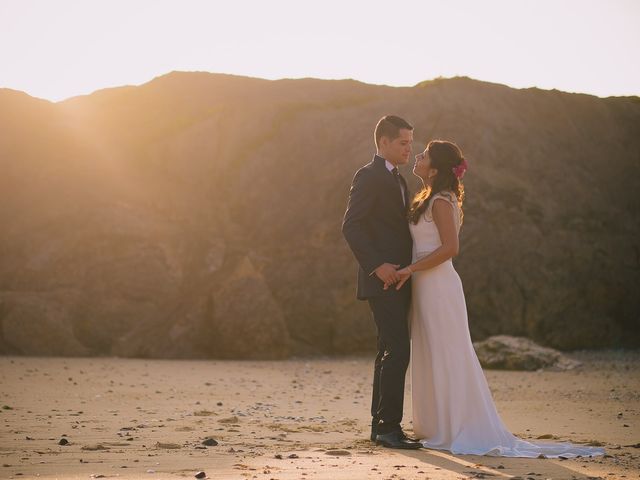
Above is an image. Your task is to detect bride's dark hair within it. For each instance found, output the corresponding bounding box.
[408,140,465,225]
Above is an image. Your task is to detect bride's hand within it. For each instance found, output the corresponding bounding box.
[394,267,412,290]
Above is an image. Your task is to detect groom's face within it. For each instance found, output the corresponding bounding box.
[384,128,413,166]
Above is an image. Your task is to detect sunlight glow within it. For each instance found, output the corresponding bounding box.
[0,0,638,101]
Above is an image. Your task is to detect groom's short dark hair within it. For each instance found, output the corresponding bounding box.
[375,115,413,148]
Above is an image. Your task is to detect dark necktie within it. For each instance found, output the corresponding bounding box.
[391,167,406,206]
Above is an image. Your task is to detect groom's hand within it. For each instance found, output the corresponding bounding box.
[394,267,412,290]
[375,263,401,287]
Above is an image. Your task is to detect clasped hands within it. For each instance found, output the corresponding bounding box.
[375,263,412,290]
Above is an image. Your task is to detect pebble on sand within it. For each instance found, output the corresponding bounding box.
[325,450,351,456]
[81,444,108,451]
[155,442,182,449]
[218,416,239,424]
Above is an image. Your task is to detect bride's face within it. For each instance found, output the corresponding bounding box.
[413,148,432,179]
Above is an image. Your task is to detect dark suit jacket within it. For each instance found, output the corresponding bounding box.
[342,155,413,300]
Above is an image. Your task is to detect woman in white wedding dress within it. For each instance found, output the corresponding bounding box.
[390,140,605,458]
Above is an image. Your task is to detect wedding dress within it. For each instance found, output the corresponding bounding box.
[409,191,605,458]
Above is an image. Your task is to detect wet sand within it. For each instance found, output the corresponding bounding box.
[1,351,638,479]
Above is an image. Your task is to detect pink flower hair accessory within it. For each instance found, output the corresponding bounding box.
[452,158,468,179]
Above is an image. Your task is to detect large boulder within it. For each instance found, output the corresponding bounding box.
[473,335,581,371]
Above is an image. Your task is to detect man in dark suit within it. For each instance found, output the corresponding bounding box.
[341,115,420,449]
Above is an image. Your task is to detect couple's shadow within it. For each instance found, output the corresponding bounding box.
[396,447,596,479]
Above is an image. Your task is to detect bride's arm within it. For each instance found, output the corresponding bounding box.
[391,199,459,290]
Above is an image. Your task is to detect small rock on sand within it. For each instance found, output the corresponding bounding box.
[325,450,351,456]
[155,442,181,449]
[194,410,215,416]
[218,416,239,424]
[81,444,108,451]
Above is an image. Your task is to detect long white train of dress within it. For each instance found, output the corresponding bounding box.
[409,192,605,458]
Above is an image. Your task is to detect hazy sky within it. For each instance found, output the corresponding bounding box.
[1,0,638,101]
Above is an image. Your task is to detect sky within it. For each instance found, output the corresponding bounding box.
[1,0,639,102]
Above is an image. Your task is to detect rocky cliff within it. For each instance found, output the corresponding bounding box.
[1,72,638,358]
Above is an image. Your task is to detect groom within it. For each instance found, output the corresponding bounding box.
[341,115,420,449]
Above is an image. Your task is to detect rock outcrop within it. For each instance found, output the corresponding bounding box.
[1,72,638,358]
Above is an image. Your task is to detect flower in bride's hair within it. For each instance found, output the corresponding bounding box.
[452,158,468,179]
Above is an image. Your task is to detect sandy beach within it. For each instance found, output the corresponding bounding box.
[1,351,638,480]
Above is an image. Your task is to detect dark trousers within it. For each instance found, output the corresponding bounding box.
[367,286,411,434]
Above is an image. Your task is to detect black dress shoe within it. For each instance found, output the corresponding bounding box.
[375,430,422,449]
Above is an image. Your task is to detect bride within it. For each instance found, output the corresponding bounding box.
[388,140,605,458]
